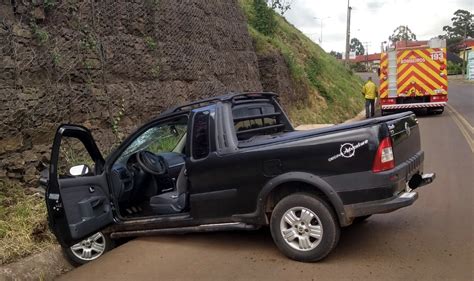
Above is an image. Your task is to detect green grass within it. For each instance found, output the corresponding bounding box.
[240,0,364,125]
[0,180,54,265]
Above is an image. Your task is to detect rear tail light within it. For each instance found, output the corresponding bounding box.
[430,95,448,102]
[373,137,395,173]
[380,98,396,105]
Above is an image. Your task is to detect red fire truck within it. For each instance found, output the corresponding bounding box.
[379,39,448,115]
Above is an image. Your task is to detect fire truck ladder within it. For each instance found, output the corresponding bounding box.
[387,50,398,98]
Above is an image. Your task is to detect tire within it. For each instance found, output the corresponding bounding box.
[352,215,372,224]
[270,193,340,262]
[428,107,444,115]
[62,232,114,267]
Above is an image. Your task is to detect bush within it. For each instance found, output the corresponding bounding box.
[447,61,462,75]
[252,0,277,36]
[349,62,367,72]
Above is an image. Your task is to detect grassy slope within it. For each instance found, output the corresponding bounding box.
[0,181,53,264]
[240,0,364,125]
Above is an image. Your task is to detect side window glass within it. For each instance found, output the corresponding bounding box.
[57,137,95,178]
[192,111,210,159]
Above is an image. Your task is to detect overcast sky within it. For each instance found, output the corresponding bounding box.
[283,0,474,54]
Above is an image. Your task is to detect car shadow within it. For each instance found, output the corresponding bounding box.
[126,217,401,263]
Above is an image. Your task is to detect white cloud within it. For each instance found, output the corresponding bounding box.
[283,0,474,53]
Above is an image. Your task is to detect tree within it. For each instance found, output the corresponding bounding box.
[350,38,365,56]
[329,51,343,59]
[442,9,474,39]
[441,10,474,53]
[389,25,417,44]
[266,0,293,15]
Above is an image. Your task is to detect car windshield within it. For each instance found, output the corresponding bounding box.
[116,116,188,164]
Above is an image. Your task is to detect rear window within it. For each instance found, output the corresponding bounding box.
[233,103,285,141]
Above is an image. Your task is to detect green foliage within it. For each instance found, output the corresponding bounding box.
[0,180,53,264]
[305,57,331,101]
[252,0,277,36]
[51,50,61,66]
[442,10,474,53]
[31,23,49,45]
[389,25,417,44]
[329,51,343,59]
[112,97,126,140]
[145,0,160,6]
[43,0,57,10]
[151,63,160,78]
[80,34,97,51]
[447,61,463,75]
[349,62,367,72]
[240,0,364,125]
[443,9,474,39]
[350,38,365,56]
[267,0,292,15]
[144,36,157,50]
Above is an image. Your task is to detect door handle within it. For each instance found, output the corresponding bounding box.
[90,197,104,208]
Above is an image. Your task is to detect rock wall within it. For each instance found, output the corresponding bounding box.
[0,0,263,184]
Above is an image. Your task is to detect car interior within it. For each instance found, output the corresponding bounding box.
[100,98,293,219]
[109,115,189,218]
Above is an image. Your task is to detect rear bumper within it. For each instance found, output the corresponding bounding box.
[344,191,418,218]
[382,102,446,110]
[344,173,435,218]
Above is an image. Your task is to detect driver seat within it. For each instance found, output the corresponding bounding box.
[149,166,187,214]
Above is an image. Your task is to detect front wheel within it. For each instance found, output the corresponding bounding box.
[270,193,340,262]
[62,232,114,266]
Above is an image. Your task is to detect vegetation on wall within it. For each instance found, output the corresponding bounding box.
[240,0,364,125]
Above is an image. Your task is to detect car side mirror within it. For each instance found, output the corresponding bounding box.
[69,164,91,176]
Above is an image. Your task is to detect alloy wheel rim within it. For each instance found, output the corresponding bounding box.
[70,232,106,261]
[280,207,323,251]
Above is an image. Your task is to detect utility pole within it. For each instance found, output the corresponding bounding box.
[380,41,387,53]
[462,21,468,78]
[363,41,371,71]
[344,0,352,64]
[314,17,331,45]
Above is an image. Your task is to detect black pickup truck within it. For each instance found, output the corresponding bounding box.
[43,92,435,265]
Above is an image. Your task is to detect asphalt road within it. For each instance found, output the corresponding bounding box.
[60,77,473,281]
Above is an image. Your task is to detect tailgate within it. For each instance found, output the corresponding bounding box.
[385,113,420,166]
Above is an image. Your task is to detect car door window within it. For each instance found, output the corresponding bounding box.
[57,137,96,178]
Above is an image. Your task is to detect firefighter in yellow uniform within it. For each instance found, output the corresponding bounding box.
[362,77,378,118]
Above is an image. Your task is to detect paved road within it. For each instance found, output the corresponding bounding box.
[60,77,473,281]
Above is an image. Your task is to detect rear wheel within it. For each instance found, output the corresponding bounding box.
[270,193,340,262]
[62,232,114,266]
[428,107,444,115]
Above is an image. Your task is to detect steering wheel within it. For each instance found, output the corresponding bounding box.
[136,151,168,176]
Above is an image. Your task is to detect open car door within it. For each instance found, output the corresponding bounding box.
[46,125,114,247]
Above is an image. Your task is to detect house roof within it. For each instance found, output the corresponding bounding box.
[350,53,381,63]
